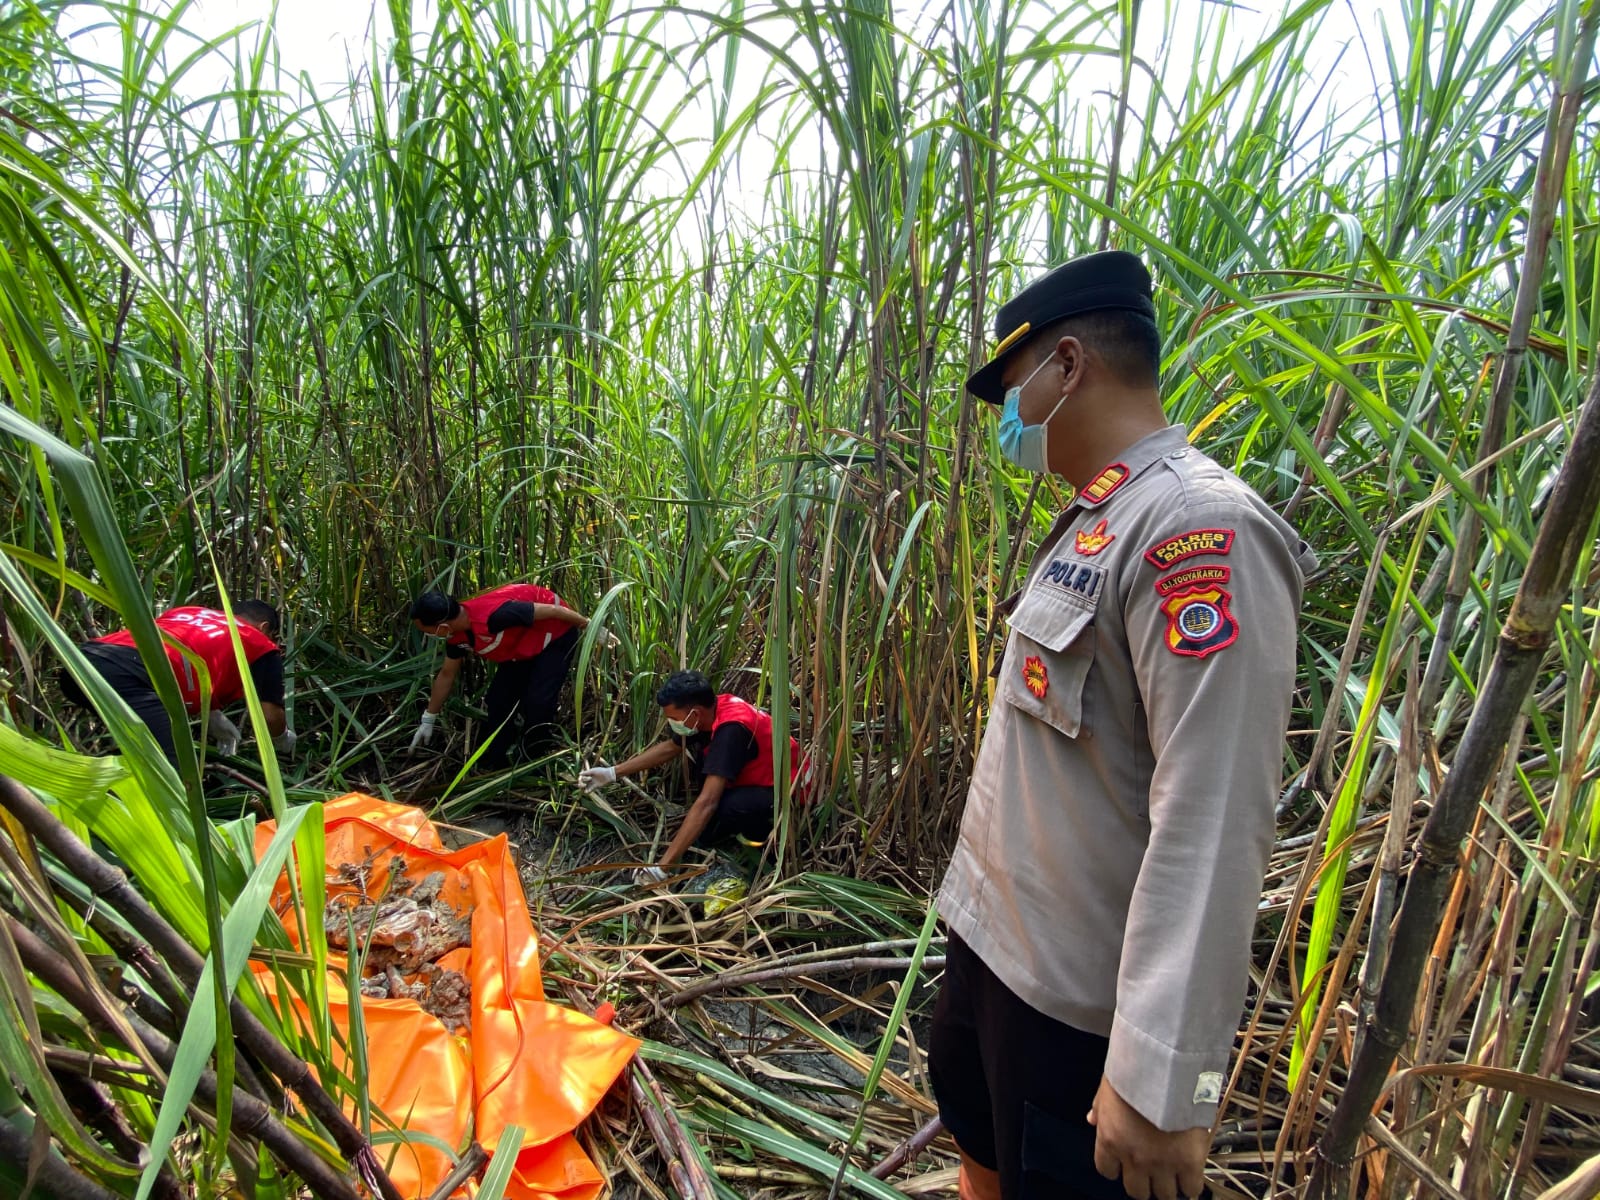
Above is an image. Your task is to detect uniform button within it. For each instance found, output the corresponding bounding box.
[1169,449,1189,459]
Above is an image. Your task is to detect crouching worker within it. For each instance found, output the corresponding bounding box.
[61,600,293,763]
[410,583,613,770]
[578,670,805,884]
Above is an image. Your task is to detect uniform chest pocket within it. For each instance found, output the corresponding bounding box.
[1003,586,1098,739]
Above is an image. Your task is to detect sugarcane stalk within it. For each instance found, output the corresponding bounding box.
[0,1116,126,1200]
[1418,6,1600,718]
[869,1114,944,1179]
[6,915,360,1200]
[1309,362,1600,1193]
[422,1143,486,1200]
[631,1058,718,1200]
[0,774,404,1200]
[1352,642,1419,1064]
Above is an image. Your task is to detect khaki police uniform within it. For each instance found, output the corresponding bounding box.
[938,423,1317,1132]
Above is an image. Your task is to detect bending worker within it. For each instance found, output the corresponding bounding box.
[62,599,293,762]
[932,251,1317,1200]
[409,582,611,770]
[577,670,803,883]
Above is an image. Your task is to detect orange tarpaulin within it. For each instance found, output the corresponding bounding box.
[253,794,639,1199]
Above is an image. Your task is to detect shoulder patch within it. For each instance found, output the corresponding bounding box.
[1080,463,1129,505]
[1154,563,1230,597]
[1144,528,1235,569]
[1074,518,1115,556]
[1160,585,1239,658]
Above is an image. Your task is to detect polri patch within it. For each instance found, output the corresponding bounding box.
[1160,585,1239,658]
[1074,518,1115,556]
[1154,563,1230,597]
[1040,557,1105,602]
[1080,463,1129,505]
[1144,528,1235,569]
[1022,655,1049,698]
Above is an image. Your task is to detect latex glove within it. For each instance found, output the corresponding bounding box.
[601,630,621,650]
[272,727,297,757]
[633,865,668,886]
[409,711,438,752]
[578,764,616,792]
[206,711,241,756]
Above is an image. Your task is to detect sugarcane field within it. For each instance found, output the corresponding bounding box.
[3,0,1600,1197]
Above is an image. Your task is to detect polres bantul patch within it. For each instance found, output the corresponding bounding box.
[1144,528,1234,569]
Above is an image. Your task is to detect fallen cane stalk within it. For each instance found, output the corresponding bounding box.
[632,1059,719,1200]
[0,1116,126,1200]
[0,774,405,1200]
[6,915,361,1200]
[665,955,947,1009]
[423,1142,487,1200]
[870,1114,944,1179]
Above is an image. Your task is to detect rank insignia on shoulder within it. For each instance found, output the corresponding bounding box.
[1160,585,1239,658]
[1154,563,1230,597]
[1144,527,1235,569]
[1022,654,1049,698]
[1074,518,1115,556]
[1080,463,1129,505]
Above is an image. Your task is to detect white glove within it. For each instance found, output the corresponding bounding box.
[633,865,668,886]
[206,711,241,756]
[601,630,621,650]
[409,711,438,752]
[272,728,297,757]
[578,764,616,792]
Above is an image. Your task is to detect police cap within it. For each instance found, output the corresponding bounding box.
[965,250,1155,405]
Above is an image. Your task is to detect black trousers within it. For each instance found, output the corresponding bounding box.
[478,628,579,767]
[59,643,178,762]
[929,932,1135,1200]
[697,785,775,845]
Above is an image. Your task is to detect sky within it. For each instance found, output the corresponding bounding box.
[56,0,1548,237]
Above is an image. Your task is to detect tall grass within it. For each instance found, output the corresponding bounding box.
[3,0,1598,1193]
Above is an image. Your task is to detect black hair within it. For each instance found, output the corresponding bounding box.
[235,599,281,637]
[1033,308,1161,388]
[655,670,716,710]
[410,590,460,625]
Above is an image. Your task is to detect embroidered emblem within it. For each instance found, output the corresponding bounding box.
[1074,518,1115,556]
[1144,528,1235,570]
[1160,585,1239,658]
[1193,1072,1224,1105]
[1022,655,1049,698]
[1154,563,1231,597]
[1040,558,1105,601]
[1081,463,1129,505]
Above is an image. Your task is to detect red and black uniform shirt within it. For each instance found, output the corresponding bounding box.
[672,721,760,789]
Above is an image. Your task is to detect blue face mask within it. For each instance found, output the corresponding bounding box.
[996,354,1069,474]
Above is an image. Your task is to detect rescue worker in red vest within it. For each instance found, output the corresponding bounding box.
[61,600,292,763]
[409,584,613,770]
[576,670,801,884]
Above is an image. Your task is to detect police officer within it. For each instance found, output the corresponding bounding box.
[409,583,613,770]
[62,599,294,762]
[576,670,804,884]
[931,251,1317,1200]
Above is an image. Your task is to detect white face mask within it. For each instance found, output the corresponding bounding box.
[668,713,698,737]
[996,351,1070,474]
